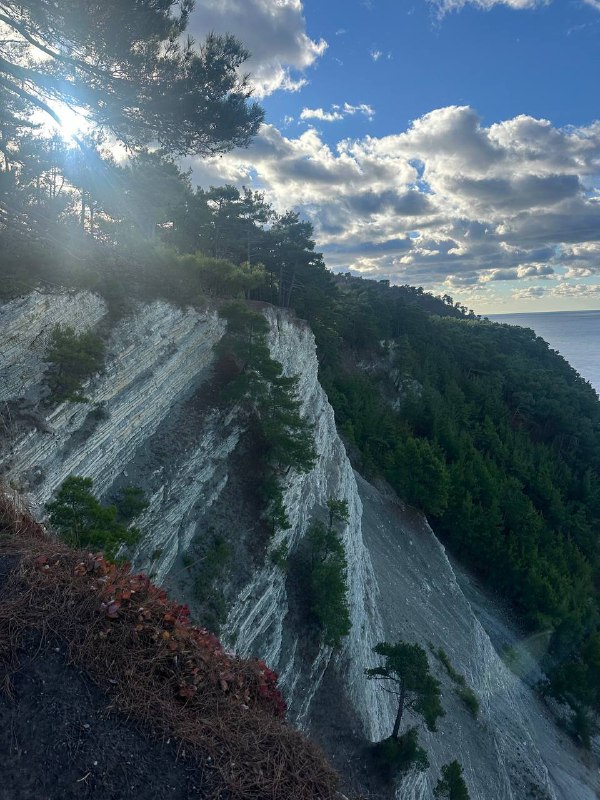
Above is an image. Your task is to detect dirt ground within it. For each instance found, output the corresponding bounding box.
[0,633,217,800]
[0,551,215,800]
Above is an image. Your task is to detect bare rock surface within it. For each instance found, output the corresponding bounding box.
[357,472,598,800]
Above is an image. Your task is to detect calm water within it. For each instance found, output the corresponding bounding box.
[488,310,600,397]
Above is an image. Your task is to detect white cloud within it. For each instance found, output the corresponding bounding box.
[189,106,600,304]
[300,103,375,123]
[551,282,600,297]
[512,286,548,300]
[430,0,547,15]
[370,49,383,61]
[481,264,555,281]
[189,0,327,97]
[300,108,344,122]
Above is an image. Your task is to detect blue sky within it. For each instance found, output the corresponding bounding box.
[188,0,600,313]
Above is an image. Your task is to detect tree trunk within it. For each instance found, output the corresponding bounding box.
[392,684,406,739]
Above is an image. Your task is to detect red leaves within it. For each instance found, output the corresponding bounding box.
[105,600,121,619]
[25,542,288,719]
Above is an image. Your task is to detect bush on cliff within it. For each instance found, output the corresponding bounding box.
[44,325,105,404]
[307,499,351,648]
[46,476,140,561]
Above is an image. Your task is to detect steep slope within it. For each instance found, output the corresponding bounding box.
[0,290,596,799]
[358,474,598,800]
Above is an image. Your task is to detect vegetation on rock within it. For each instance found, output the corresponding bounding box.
[306,498,352,648]
[435,648,480,718]
[366,640,444,776]
[46,476,140,560]
[434,761,471,799]
[44,324,105,404]
[217,302,316,534]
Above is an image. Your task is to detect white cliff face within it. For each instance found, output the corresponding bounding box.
[357,474,598,800]
[1,292,596,800]
[223,308,387,729]
[1,294,227,531]
[0,291,107,404]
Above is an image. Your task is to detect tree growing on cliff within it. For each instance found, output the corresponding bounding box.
[307,498,352,647]
[434,761,471,800]
[366,640,444,739]
[44,324,105,403]
[366,640,443,777]
[46,476,140,560]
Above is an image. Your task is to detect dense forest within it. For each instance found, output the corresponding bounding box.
[2,0,600,748]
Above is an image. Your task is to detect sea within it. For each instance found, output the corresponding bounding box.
[487,310,600,398]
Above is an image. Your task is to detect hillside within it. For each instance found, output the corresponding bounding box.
[1,286,599,799]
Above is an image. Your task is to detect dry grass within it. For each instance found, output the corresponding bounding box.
[0,490,341,800]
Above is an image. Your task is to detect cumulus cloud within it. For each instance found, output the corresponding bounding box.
[300,103,375,123]
[189,0,327,96]
[513,282,600,301]
[188,105,600,305]
[481,264,556,281]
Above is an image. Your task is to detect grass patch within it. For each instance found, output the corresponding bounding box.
[436,648,480,719]
[457,686,480,719]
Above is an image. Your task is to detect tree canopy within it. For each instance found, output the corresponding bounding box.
[0,0,263,154]
[366,640,444,739]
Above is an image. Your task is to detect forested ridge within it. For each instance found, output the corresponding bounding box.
[2,0,600,750]
[319,276,600,740]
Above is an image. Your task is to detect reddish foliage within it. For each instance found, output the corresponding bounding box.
[59,550,288,718]
[0,490,337,800]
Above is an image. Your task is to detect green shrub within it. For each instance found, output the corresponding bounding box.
[436,648,479,718]
[434,760,471,799]
[44,325,105,404]
[458,687,480,719]
[270,542,289,570]
[115,486,148,522]
[307,505,351,648]
[217,302,315,535]
[371,729,429,780]
[46,476,140,561]
[437,648,466,686]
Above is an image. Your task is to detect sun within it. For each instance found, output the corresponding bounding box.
[37,102,91,144]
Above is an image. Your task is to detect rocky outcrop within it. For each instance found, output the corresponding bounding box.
[0,290,596,800]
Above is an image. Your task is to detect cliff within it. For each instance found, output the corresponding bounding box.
[0,290,597,800]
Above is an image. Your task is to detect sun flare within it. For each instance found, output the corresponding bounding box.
[41,103,91,144]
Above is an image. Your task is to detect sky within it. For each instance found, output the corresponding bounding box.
[186,0,600,313]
